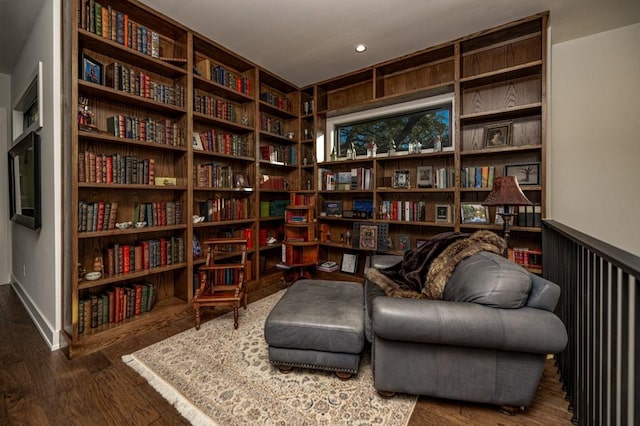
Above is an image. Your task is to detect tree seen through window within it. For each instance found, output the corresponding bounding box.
[336,103,451,157]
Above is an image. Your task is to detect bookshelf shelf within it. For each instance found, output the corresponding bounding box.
[78,80,186,114]
[78,131,188,152]
[78,29,188,78]
[77,263,188,290]
[78,224,187,238]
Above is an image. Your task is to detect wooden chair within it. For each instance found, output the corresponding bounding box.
[193,238,248,329]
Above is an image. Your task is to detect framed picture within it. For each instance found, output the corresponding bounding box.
[484,122,512,148]
[323,200,343,216]
[392,169,410,189]
[233,172,250,188]
[81,53,103,85]
[358,225,378,250]
[396,234,411,251]
[416,165,433,188]
[340,253,359,274]
[192,132,204,151]
[461,203,490,224]
[435,204,451,223]
[416,239,427,249]
[504,163,540,186]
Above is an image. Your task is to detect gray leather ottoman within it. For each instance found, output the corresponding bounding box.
[264,279,365,379]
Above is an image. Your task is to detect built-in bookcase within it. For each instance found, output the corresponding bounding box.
[309,12,547,276]
[66,1,547,357]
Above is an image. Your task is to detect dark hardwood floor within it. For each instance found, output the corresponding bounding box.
[0,283,572,425]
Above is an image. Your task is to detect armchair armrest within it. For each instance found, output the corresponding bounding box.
[371,297,567,354]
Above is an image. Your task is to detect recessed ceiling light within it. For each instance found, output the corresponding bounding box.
[355,44,367,53]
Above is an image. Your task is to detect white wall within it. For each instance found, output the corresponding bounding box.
[10,0,62,349]
[0,73,11,284]
[549,23,640,256]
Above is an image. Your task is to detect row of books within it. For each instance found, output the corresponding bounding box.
[193,91,238,122]
[260,91,293,113]
[193,260,252,297]
[461,166,495,189]
[214,229,254,251]
[379,200,429,222]
[78,151,155,185]
[260,200,289,218]
[290,193,315,207]
[508,248,542,273]
[134,201,183,227]
[105,62,185,107]
[259,113,286,136]
[194,128,252,157]
[78,0,162,58]
[195,59,251,95]
[105,115,183,146]
[318,168,374,191]
[102,236,185,275]
[78,281,157,334]
[259,144,297,165]
[258,174,287,190]
[434,167,455,189]
[197,198,251,222]
[78,201,118,233]
[193,163,236,189]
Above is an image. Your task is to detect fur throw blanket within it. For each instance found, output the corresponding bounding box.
[364,230,506,299]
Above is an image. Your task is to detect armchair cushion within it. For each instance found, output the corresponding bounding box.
[443,251,531,309]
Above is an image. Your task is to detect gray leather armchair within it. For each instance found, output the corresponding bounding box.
[364,252,568,410]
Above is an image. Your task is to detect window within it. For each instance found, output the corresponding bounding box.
[322,93,454,161]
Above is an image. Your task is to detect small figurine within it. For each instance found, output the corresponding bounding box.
[366,138,377,158]
[434,135,442,152]
[389,139,396,156]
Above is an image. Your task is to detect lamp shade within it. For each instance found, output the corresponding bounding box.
[482,176,533,206]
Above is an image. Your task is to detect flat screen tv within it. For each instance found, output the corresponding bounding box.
[8,131,41,229]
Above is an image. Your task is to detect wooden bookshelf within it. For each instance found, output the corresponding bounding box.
[65,1,548,357]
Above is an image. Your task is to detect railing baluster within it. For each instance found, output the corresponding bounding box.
[543,220,640,426]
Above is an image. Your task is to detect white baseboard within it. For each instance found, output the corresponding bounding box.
[10,274,61,351]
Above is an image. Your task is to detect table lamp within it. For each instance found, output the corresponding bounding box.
[482,176,533,256]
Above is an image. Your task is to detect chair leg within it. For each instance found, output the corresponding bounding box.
[233,306,239,329]
[335,371,352,381]
[194,304,201,330]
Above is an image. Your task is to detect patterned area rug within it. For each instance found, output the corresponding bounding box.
[123,290,416,425]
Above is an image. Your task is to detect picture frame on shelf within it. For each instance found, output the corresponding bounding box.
[323,200,343,217]
[484,122,512,148]
[435,204,451,223]
[396,234,411,251]
[234,172,250,188]
[192,132,204,151]
[504,163,540,186]
[461,203,490,224]
[358,225,378,250]
[392,169,410,189]
[416,165,433,188]
[81,53,103,85]
[340,253,359,275]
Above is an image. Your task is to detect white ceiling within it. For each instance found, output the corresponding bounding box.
[0,0,638,86]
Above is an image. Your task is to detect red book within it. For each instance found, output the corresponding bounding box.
[96,201,105,231]
[142,241,150,269]
[134,284,143,315]
[243,228,253,250]
[123,245,131,273]
[160,238,167,266]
